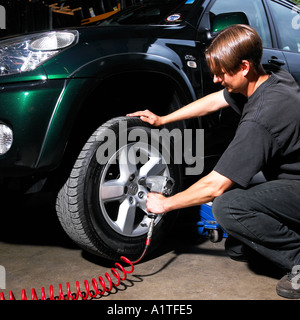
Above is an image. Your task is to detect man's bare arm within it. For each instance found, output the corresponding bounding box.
[127,89,229,126]
[146,170,234,214]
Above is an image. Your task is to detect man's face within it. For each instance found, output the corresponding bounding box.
[213,67,246,94]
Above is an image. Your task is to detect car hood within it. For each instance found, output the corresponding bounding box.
[42,23,197,79]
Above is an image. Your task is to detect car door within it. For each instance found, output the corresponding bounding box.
[265,0,300,84]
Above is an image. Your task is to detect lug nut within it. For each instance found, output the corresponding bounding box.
[138,191,145,199]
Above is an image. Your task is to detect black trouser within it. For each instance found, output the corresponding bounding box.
[212,179,300,271]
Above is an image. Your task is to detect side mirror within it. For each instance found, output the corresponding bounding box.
[210,12,249,35]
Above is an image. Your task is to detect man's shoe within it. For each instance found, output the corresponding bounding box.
[276,268,300,299]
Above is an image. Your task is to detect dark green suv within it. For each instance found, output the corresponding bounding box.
[0,0,299,260]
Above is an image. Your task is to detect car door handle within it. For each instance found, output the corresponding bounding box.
[268,57,286,66]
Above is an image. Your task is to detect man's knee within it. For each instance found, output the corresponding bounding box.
[212,192,231,228]
[212,189,245,231]
[212,194,225,219]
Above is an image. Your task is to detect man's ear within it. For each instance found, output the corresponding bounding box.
[240,60,251,76]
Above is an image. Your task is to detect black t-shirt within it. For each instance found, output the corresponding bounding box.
[214,67,300,188]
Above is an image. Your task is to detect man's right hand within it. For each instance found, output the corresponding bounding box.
[126,109,163,126]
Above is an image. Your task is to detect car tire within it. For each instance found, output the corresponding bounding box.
[56,116,180,261]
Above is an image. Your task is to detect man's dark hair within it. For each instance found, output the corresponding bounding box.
[205,24,263,76]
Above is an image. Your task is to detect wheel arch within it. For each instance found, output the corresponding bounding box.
[45,66,197,188]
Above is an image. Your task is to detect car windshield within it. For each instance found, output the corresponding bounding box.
[100,0,193,26]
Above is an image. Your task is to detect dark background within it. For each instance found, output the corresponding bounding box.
[0,0,137,39]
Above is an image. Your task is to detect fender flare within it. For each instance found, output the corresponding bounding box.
[70,52,197,101]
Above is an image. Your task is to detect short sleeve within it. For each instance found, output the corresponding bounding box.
[223,89,247,115]
[214,120,277,187]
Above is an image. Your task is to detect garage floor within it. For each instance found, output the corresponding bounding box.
[0,191,290,301]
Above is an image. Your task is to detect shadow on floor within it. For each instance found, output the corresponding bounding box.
[0,190,285,281]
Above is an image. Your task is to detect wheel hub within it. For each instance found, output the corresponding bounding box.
[128,182,138,195]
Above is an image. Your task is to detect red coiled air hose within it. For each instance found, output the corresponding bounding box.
[0,256,135,300]
[0,216,157,300]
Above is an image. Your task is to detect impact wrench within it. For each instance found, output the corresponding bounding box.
[132,176,175,264]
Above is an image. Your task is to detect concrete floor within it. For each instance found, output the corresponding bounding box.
[0,191,290,301]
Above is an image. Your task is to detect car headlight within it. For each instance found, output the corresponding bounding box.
[0,30,78,76]
[0,124,13,155]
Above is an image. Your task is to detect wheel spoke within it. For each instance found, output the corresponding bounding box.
[119,146,137,181]
[139,155,167,177]
[115,198,136,235]
[100,179,125,202]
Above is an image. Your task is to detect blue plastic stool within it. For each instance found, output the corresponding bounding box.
[197,202,227,242]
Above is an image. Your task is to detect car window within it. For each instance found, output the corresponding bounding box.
[268,0,300,53]
[209,0,273,48]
